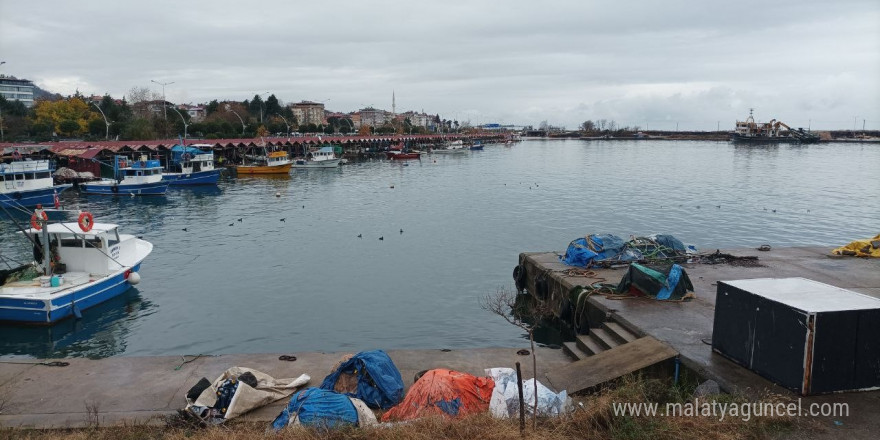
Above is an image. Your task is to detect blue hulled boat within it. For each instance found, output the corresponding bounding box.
[1,159,72,208]
[80,156,169,195]
[0,215,153,324]
[163,144,221,185]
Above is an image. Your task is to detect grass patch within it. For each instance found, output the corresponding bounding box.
[1,374,800,440]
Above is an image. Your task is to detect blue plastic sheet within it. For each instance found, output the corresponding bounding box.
[655,264,683,300]
[272,388,358,430]
[320,350,404,409]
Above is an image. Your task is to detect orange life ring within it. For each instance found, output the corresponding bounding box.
[30,211,49,230]
[78,211,94,232]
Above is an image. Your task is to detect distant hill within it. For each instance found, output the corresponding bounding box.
[33,84,63,101]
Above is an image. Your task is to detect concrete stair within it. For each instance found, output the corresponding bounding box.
[563,319,641,361]
[546,336,678,395]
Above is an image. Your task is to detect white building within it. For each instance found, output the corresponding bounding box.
[356,107,389,128]
[291,101,325,126]
[0,76,35,108]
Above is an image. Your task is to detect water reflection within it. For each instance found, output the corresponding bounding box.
[0,289,155,359]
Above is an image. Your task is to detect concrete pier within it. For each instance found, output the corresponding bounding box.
[0,347,569,429]
[518,247,880,432]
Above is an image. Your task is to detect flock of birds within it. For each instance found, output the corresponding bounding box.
[176,177,810,241]
[179,202,406,240]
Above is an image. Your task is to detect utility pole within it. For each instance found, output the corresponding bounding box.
[0,61,5,141]
[150,79,174,121]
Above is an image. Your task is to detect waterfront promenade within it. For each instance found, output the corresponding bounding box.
[1,246,878,438]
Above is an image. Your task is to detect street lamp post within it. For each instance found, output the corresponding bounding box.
[226,105,246,137]
[92,102,112,140]
[0,62,5,141]
[275,113,291,138]
[150,79,174,120]
[168,106,190,141]
[256,92,270,124]
[341,118,354,135]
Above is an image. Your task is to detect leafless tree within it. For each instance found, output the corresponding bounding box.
[127,86,162,119]
[481,286,555,430]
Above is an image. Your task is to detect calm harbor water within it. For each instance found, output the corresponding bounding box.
[1,139,878,358]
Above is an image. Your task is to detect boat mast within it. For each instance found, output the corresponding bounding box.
[35,206,52,276]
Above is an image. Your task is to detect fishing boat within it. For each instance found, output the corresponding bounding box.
[732,109,819,144]
[1,158,73,208]
[0,207,153,324]
[469,140,484,150]
[293,146,342,168]
[431,140,467,154]
[385,142,422,160]
[163,144,221,185]
[236,151,293,175]
[79,156,169,196]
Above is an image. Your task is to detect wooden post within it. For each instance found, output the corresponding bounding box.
[515,361,525,435]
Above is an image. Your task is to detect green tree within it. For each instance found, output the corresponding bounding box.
[206,99,219,115]
[88,118,107,136]
[248,95,263,119]
[58,119,81,136]
[123,118,156,140]
[265,95,281,116]
[0,96,29,117]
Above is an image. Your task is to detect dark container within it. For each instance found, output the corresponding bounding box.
[712,277,880,395]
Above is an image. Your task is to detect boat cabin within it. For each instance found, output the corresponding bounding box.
[25,223,134,276]
[266,151,290,165]
[1,160,54,193]
[117,157,164,184]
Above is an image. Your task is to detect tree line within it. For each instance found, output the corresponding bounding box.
[579,119,642,133]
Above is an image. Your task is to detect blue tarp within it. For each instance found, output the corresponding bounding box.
[320,350,404,409]
[170,145,209,165]
[561,234,640,267]
[271,388,358,430]
[561,234,692,268]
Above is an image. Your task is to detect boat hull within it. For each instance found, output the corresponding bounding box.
[235,164,293,174]
[292,159,341,168]
[163,169,222,185]
[80,181,169,195]
[0,184,72,208]
[386,152,421,160]
[0,262,144,325]
[730,133,819,144]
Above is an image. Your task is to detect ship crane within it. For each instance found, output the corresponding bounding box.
[774,120,819,142]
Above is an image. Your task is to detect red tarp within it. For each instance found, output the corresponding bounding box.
[381,369,494,422]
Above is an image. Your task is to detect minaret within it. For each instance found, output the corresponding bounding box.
[392,90,396,116]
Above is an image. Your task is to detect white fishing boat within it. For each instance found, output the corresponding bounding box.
[431,140,467,154]
[80,155,169,195]
[0,208,153,324]
[292,146,342,168]
[1,158,73,208]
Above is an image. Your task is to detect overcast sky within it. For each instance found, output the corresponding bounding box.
[1,0,878,130]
